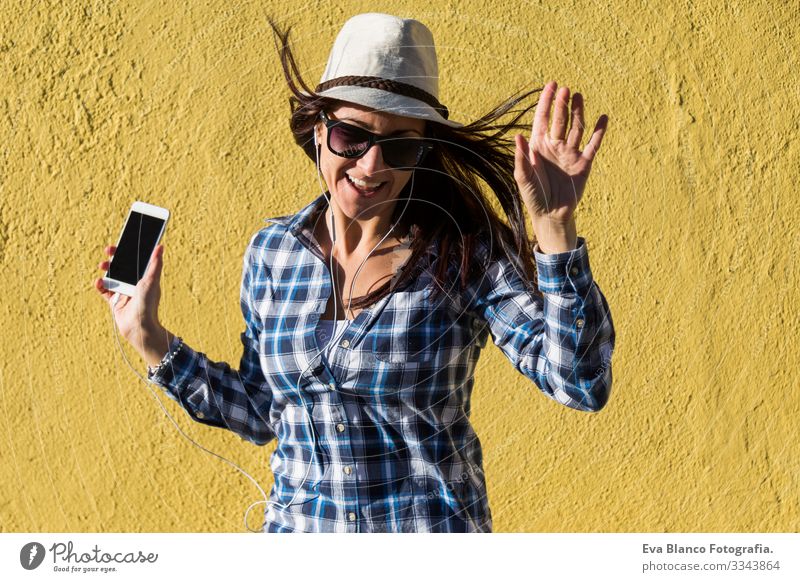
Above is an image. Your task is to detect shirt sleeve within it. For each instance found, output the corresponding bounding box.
[147,232,276,445]
[464,236,615,412]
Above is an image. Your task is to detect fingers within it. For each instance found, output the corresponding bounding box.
[97,245,116,271]
[94,277,110,297]
[566,92,585,149]
[535,82,596,151]
[94,277,117,304]
[582,114,609,162]
[549,86,570,142]
[94,277,131,309]
[532,81,557,138]
[94,245,117,300]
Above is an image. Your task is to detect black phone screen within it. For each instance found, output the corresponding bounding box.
[107,211,166,285]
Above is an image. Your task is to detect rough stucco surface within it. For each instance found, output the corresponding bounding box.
[1,0,797,533]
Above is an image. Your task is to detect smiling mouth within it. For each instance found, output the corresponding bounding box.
[346,174,387,195]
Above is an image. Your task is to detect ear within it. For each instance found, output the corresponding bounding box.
[314,122,324,147]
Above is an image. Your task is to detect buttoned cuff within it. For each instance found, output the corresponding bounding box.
[533,236,593,295]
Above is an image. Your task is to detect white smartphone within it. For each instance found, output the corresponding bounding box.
[102,201,170,297]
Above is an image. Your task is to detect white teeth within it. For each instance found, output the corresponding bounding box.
[348,175,384,189]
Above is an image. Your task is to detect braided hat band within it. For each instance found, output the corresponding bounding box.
[315,76,450,120]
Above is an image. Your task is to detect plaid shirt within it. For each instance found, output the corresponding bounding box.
[148,193,615,533]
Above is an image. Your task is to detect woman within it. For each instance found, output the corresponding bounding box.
[94,13,615,533]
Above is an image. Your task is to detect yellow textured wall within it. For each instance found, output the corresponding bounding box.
[1,0,798,533]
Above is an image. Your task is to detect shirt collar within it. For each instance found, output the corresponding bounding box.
[263,193,438,283]
[262,193,420,246]
[262,193,328,237]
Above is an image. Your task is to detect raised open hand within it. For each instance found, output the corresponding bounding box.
[514,80,608,227]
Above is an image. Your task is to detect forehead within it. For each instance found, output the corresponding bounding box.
[329,103,426,134]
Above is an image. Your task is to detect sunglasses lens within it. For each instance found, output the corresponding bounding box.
[325,117,429,168]
[382,138,425,168]
[328,124,370,157]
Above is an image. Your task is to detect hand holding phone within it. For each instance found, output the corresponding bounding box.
[94,202,169,344]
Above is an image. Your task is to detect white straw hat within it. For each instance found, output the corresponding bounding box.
[308,13,463,128]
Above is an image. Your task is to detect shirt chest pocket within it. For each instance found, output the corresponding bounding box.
[262,277,312,317]
[363,287,444,365]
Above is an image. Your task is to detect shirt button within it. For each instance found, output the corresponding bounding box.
[340,339,350,348]
[343,465,352,475]
[328,382,336,390]
[348,512,356,522]
[196,411,205,419]
[570,266,579,276]
[576,318,585,329]
[336,423,345,433]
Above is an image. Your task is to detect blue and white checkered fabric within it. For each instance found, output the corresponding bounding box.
[148,193,615,532]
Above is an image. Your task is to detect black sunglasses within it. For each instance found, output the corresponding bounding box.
[318,111,433,169]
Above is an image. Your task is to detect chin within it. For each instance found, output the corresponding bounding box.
[334,178,398,218]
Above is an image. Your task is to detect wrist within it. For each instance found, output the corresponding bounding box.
[531,217,578,254]
[138,324,175,369]
[146,336,183,378]
[139,318,163,338]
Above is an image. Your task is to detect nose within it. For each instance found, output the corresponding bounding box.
[356,142,388,177]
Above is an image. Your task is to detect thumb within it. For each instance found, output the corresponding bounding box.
[514,134,534,181]
[522,138,550,184]
[145,244,164,284]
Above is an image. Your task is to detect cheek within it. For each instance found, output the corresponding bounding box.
[321,152,347,180]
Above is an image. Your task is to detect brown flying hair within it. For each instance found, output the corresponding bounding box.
[268,19,544,309]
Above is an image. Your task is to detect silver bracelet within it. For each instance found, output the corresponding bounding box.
[147,336,184,377]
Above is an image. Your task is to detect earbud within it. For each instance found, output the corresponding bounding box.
[313,132,318,147]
